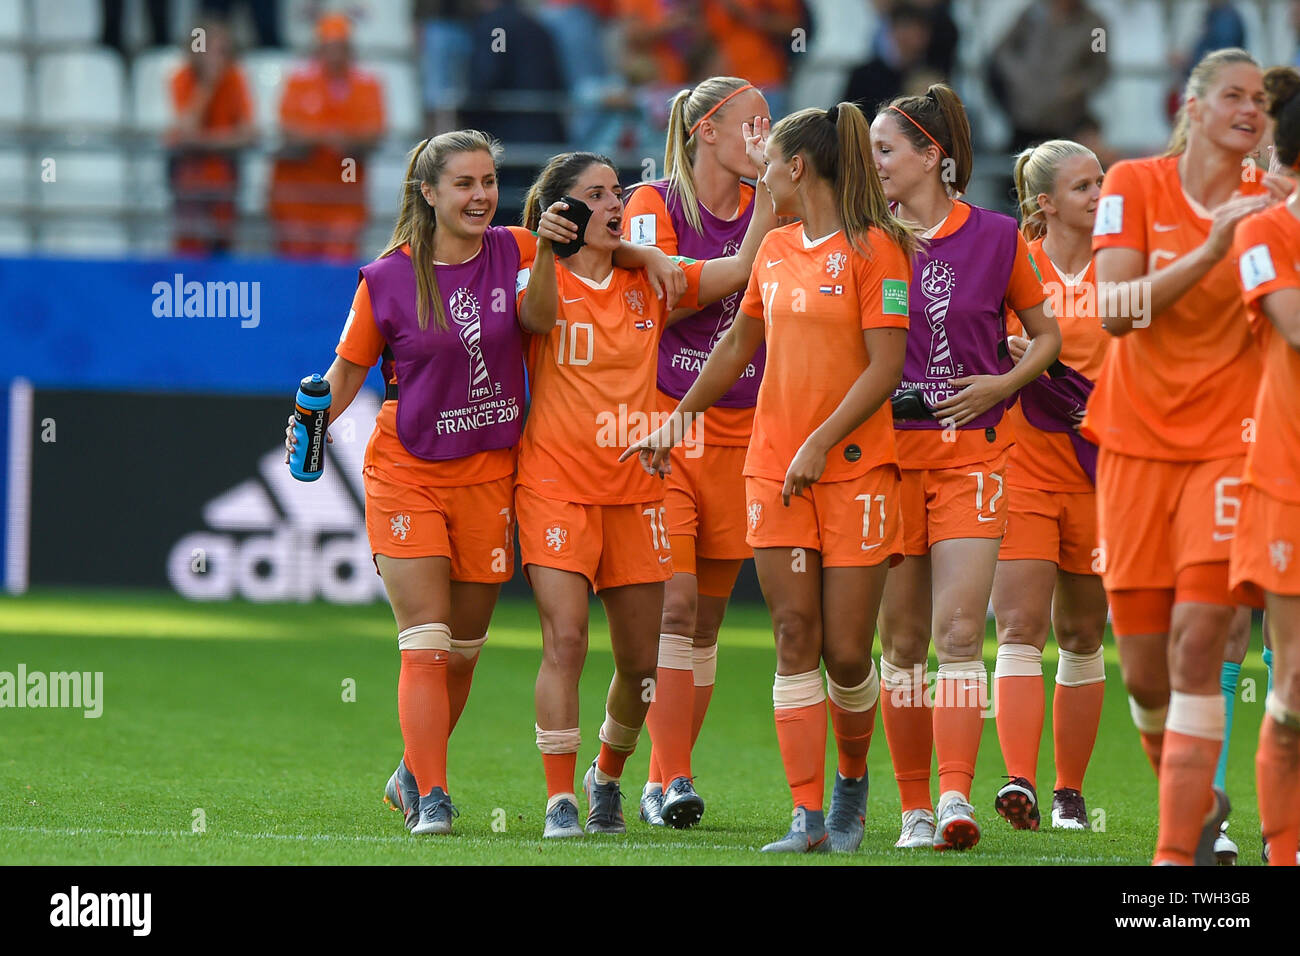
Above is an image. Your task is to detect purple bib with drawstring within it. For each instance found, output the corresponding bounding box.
[360,226,526,460]
[1018,361,1099,484]
[893,204,1019,432]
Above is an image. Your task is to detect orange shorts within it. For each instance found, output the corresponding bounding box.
[515,485,672,592]
[1230,483,1300,605]
[363,466,514,583]
[744,465,903,568]
[664,442,750,561]
[1095,451,1243,591]
[900,449,1011,555]
[999,485,1101,575]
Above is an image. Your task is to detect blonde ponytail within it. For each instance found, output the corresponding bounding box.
[1013,139,1096,241]
[664,76,755,236]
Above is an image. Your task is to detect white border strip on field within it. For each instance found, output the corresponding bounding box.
[6,377,32,595]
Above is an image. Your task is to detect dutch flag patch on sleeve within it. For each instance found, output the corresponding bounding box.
[1093,195,1123,236]
[1239,243,1276,292]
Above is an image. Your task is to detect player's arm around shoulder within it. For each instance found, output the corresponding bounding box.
[1238,212,1300,351]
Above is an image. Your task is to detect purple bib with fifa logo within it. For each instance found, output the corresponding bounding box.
[359,226,526,460]
[636,181,766,407]
[894,204,1019,432]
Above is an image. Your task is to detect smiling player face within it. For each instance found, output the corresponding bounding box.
[758,139,798,217]
[869,112,936,205]
[424,149,498,242]
[706,88,771,180]
[1189,62,1266,156]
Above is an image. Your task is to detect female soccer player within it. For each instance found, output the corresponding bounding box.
[869,84,1061,851]
[284,131,679,837]
[518,141,773,838]
[627,101,919,854]
[622,75,771,828]
[1087,48,1274,866]
[991,139,1109,832]
[1231,64,1300,867]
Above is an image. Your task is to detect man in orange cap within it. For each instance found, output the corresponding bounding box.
[269,13,387,260]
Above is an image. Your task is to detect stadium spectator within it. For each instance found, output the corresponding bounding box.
[699,0,805,120]
[415,0,476,133]
[267,13,386,261]
[459,0,567,225]
[101,0,170,52]
[164,20,257,255]
[200,0,283,48]
[537,0,630,153]
[1167,1,1247,122]
[988,0,1109,155]
[617,0,706,149]
[845,2,941,111]
[869,0,958,82]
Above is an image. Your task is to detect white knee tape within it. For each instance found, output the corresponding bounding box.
[451,634,488,659]
[693,644,717,687]
[772,669,825,709]
[657,633,694,670]
[397,622,451,652]
[1265,692,1300,731]
[994,643,1042,678]
[1165,691,1224,741]
[1128,697,1168,734]
[880,657,925,707]
[598,714,640,752]
[1055,646,1105,687]
[937,660,987,682]
[827,661,880,712]
[535,725,580,754]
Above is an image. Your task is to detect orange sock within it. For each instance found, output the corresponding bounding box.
[1257,715,1300,866]
[880,659,934,811]
[398,648,450,796]
[447,653,479,733]
[691,683,714,746]
[597,742,633,780]
[1130,696,1167,777]
[829,700,875,779]
[1140,732,1164,775]
[1053,682,1105,791]
[994,659,1044,785]
[933,663,987,799]
[646,750,662,789]
[773,670,827,811]
[543,752,577,799]
[645,634,695,786]
[1154,693,1225,865]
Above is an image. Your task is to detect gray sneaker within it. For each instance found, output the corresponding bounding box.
[1194,787,1231,866]
[761,807,829,853]
[639,784,665,827]
[411,786,457,835]
[825,771,869,852]
[383,759,419,831]
[583,761,626,834]
[660,776,705,829]
[543,797,584,839]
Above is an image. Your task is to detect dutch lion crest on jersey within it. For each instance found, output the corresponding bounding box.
[625,289,646,316]
[545,525,569,553]
[824,251,847,280]
[1270,540,1293,573]
[390,513,412,541]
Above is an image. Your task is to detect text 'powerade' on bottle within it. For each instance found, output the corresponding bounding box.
[289,373,331,481]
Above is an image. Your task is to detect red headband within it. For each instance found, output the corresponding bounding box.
[889,105,948,158]
[689,84,757,137]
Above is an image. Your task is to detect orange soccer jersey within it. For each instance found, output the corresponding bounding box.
[517,260,703,506]
[1085,155,1265,460]
[1004,239,1110,493]
[737,223,912,484]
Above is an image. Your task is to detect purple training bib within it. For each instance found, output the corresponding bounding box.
[635,181,766,407]
[894,204,1020,432]
[360,226,526,461]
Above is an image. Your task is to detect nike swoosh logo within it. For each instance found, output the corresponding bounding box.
[976,515,997,523]
[861,542,881,550]
[658,555,672,563]
[1153,222,1179,232]
[766,258,783,268]
[1212,531,1235,542]
[561,296,583,303]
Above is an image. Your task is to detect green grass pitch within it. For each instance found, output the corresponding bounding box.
[0,589,1271,865]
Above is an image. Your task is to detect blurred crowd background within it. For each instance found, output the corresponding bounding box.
[6,0,1300,262]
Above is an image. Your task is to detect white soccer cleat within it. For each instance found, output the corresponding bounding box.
[895,808,936,848]
[1214,820,1238,866]
[933,790,980,851]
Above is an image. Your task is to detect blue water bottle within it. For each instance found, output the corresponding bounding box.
[289,374,331,481]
